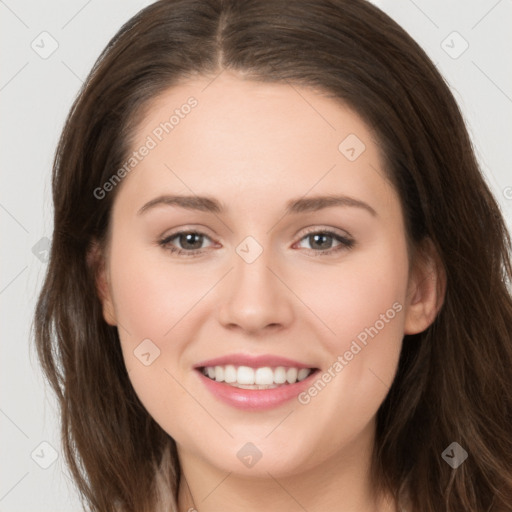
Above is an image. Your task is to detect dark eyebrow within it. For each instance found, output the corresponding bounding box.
[137,194,377,217]
[137,195,223,215]
[285,195,377,217]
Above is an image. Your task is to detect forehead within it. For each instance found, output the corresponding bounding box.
[133,71,377,164]
[115,72,397,220]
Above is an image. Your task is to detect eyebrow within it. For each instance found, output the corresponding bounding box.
[137,194,377,217]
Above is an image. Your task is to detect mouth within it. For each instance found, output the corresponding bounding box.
[193,354,321,410]
[197,364,318,390]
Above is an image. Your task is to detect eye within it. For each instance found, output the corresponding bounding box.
[158,227,355,258]
[158,230,214,257]
[294,228,355,256]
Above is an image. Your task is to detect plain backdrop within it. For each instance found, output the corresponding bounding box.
[1,1,511,510]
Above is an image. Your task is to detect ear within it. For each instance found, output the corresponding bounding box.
[87,239,117,326]
[404,237,446,335]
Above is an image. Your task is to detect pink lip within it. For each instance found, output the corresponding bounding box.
[196,368,320,411]
[193,353,315,369]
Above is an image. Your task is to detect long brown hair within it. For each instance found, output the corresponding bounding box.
[32,1,512,510]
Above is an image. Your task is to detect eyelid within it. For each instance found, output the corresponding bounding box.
[158,228,216,249]
[297,225,353,241]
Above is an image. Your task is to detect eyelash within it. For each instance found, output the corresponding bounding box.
[157,227,355,258]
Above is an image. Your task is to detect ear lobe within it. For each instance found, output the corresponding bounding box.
[87,240,117,326]
[404,238,446,335]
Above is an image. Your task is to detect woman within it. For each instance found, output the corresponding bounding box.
[33,0,512,511]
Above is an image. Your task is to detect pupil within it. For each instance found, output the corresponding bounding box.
[181,233,202,249]
[311,233,331,250]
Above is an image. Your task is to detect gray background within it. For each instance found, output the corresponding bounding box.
[1,1,511,510]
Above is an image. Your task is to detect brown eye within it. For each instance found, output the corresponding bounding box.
[174,232,205,250]
[158,230,213,256]
[307,233,335,250]
[296,229,355,255]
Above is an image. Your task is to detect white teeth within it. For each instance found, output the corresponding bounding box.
[201,365,314,387]
[297,368,310,381]
[224,364,237,383]
[255,367,274,385]
[235,383,280,390]
[286,367,298,384]
[237,366,255,385]
[214,365,224,382]
[274,366,287,384]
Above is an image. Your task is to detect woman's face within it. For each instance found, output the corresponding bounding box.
[96,71,435,478]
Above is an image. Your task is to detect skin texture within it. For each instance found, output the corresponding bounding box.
[92,71,445,512]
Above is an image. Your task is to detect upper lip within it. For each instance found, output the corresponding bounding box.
[193,353,316,369]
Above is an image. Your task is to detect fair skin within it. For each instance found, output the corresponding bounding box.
[91,71,444,512]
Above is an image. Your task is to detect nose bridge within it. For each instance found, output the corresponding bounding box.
[234,236,273,294]
[217,234,294,332]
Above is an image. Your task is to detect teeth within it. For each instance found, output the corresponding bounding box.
[238,366,255,384]
[234,383,280,390]
[224,364,237,383]
[201,365,314,387]
[214,366,224,382]
[286,367,297,384]
[274,366,287,384]
[255,367,273,385]
[297,368,310,381]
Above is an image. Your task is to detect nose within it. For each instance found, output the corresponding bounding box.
[216,244,295,335]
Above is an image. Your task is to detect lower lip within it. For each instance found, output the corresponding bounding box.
[196,369,319,411]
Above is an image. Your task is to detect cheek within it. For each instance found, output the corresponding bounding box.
[106,235,218,416]
[107,240,207,427]
[292,236,408,415]
[298,238,408,351]
[109,238,210,343]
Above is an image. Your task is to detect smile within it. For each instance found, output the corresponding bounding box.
[200,364,314,389]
